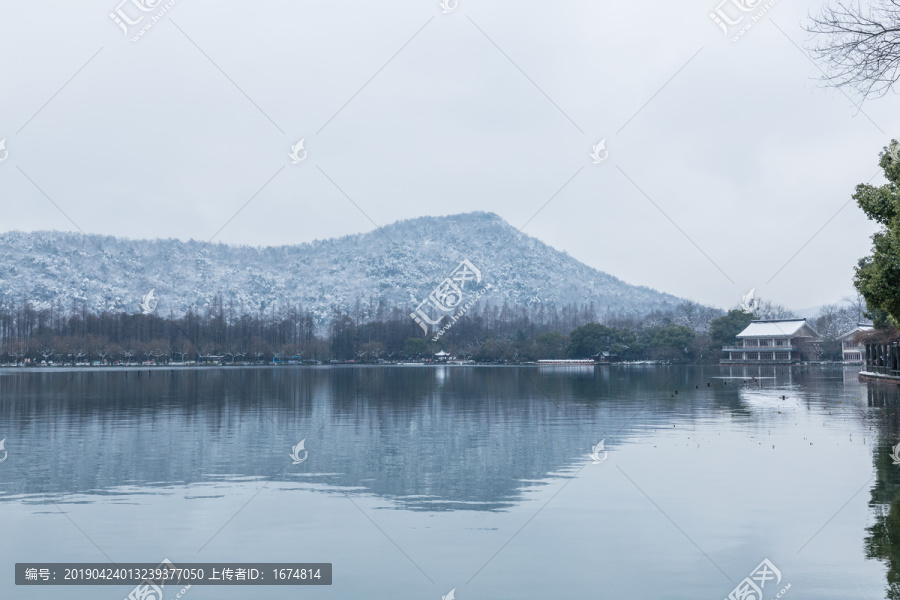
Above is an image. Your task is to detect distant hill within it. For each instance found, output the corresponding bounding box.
[0,212,684,324]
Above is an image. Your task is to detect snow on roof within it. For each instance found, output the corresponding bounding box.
[837,325,874,340]
[737,319,813,338]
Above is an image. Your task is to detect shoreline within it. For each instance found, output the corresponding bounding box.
[0,361,861,372]
[859,370,900,384]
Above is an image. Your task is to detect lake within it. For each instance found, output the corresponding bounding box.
[1,365,898,599]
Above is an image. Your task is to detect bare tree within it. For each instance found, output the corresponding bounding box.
[748,299,797,320]
[841,292,869,325]
[807,1,900,99]
[674,300,724,334]
[814,303,843,339]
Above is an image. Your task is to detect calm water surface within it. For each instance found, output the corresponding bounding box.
[1,365,899,599]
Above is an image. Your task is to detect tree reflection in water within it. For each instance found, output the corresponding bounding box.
[865,384,900,599]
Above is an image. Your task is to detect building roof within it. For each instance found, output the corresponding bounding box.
[838,325,874,341]
[737,319,817,338]
[855,327,900,344]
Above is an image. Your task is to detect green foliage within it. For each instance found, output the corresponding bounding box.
[865,440,900,600]
[854,141,900,328]
[563,322,696,361]
[866,305,893,330]
[474,338,515,362]
[709,310,754,350]
[403,337,430,358]
[644,324,695,360]
[566,323,618,358]
[649,324,695,350]
[0,297,728,364]
[531,331,569,360]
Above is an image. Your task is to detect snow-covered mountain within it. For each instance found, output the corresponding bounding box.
[0,212,683,323]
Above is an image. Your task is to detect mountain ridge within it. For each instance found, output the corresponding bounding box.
[0,211,684,324]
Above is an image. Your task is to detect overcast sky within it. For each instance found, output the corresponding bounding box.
[1,0,895,313]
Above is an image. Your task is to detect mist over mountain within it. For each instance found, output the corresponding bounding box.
[0,212,684,324]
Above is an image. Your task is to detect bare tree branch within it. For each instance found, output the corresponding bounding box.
[806,0,900,99]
